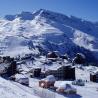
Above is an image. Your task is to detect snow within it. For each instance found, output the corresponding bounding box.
[56,82,72,89]
[73,30,97,51]
[55,81,98,98]
[0,9,98,98]
[0,77,39,98]
[75,67,90,81]
[0,63,98,98]
[15,74,28,79]
[26,63,98,98]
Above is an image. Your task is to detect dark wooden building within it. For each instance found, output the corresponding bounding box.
[72,53,86,66]
[29,68,41,77]
[45,66,75,80]
[7,60,17,77]
[90,72,98,83]
[47,51,58,59]
[33,68,41,77]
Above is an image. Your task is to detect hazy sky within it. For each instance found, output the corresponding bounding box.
[0,0,98,22]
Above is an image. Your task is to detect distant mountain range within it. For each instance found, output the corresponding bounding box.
[0,9,98,63]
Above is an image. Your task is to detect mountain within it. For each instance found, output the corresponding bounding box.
[0,9,98,63]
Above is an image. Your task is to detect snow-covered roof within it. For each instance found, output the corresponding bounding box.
[15,74,28,79]
[57,83,75,90]
[42,75,55,82]
[91,69,98,75]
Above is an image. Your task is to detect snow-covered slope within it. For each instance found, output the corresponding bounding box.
[0,77,39,98]
[0,9,98,62]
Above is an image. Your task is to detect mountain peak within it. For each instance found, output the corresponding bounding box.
[4,9,80,22]
[33,9,54,17]
[4,9,48,21]
[4,11,34,21]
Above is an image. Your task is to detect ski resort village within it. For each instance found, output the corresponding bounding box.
[0,51,98,98]
[0,2,98,97]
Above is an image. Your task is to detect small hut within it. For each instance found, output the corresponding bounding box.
[39,75,56,88]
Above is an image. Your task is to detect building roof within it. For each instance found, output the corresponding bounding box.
[42,75,56,82]
[15,74,28,79]
[91,69,98,75]
[58,83,76,91]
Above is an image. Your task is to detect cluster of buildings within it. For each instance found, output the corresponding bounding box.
[27,51,75,80]
[39,75,77,94]
[0,51,98,93]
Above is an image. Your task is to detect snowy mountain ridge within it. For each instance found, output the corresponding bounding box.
[0,9,98,63]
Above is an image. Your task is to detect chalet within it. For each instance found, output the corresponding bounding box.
[39,75,55,88]
[47,51,59,61]
[45,65,75,80]
[90,71,98,83]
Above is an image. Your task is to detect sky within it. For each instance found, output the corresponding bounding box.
[0,0,98,22]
